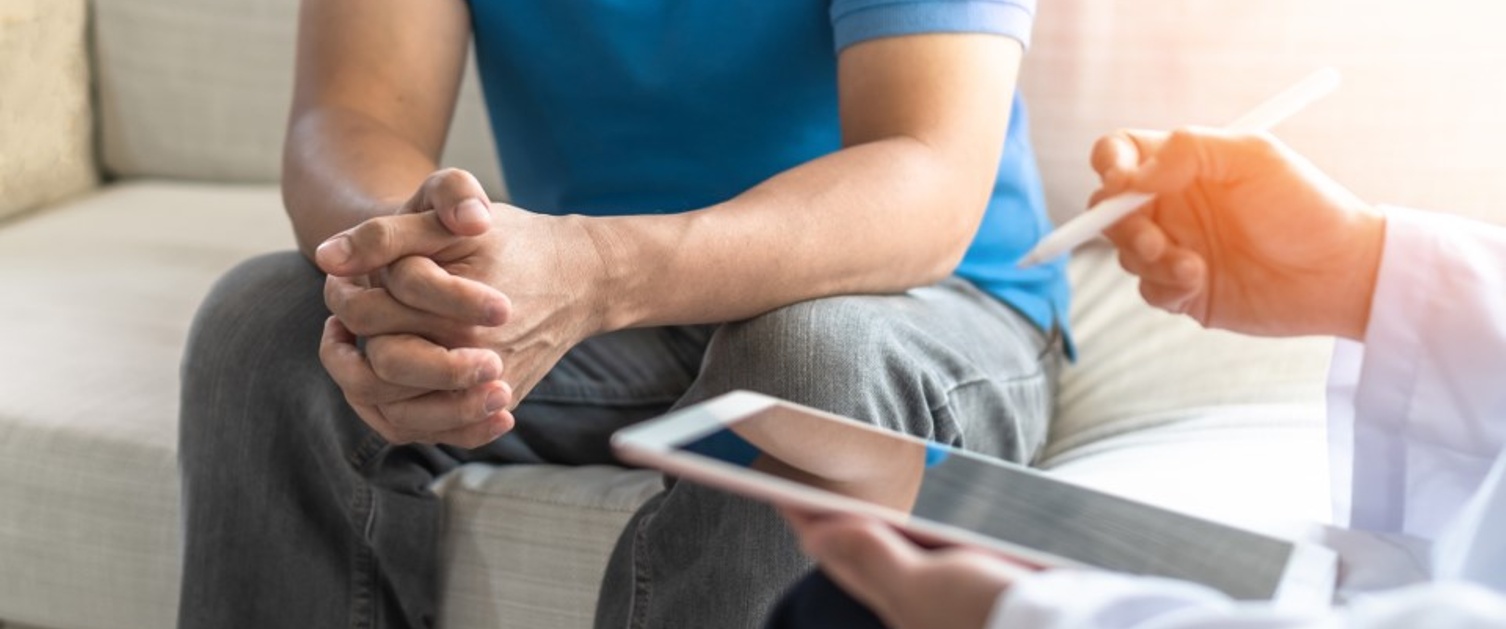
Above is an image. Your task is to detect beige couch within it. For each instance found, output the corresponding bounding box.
[3,1,1503,628]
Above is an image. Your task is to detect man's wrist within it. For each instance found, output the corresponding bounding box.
[572,215,639,334]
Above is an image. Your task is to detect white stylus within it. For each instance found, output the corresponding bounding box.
[1017,67,1342,268]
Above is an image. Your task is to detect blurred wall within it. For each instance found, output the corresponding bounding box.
[1022,0,1506,225]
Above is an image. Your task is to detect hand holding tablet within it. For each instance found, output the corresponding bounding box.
[613,391,1337,609]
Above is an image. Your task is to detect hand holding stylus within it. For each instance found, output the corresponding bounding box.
[1019,68,1343,268]
[1088,116,1387,340]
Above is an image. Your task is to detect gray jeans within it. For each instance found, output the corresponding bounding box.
[178,251,1061,629]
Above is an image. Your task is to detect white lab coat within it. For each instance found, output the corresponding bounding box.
[988,207,1506,628]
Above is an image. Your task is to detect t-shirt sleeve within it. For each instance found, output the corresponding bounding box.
[829,0,1037,52]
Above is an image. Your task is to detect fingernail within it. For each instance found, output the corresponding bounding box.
[316,237,352,267]
[475,361,500,383]
[456,199,489,225]
[485,388,509,414]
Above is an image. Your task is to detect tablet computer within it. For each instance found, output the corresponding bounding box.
[612,390,1336,610]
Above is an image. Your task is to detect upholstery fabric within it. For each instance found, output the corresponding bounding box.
[1047,243,1333,462]
[90,0,505,197]
[435,465,663,628]
[0,0,96,220]
[0,183,292,629]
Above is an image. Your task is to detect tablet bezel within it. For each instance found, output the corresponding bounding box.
[612,390,1336,609]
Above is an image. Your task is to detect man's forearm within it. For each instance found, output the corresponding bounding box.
[589,134,1000,331]
[283,106,444,258]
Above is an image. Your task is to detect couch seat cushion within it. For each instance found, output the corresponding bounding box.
[0,181,294,629]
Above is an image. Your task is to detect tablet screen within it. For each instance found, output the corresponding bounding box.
[671,401,1299,601]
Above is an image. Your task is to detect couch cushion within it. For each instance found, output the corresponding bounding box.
[1046,411,1333,530]
[435,465,663,628]
[1040,242,1334,527]
[1047,243,1334,461]
[0,0,97,220]
[0,182,294,629]
[91,0,505,197]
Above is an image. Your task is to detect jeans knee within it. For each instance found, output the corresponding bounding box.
[182,252,324,383]
[702,296,940,431]
[180,252,327,449]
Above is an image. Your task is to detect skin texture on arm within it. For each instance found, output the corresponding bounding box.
[283,0,484,257]
[316,34,1029,416]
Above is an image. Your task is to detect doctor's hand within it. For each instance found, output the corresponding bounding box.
[1091,127,1387,340]
[317,206,610,420]
[783,509,1030,629]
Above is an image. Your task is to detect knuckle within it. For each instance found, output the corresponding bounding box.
[1167,127,1199,151]
[336,368,377,402]
[1138,281,1159,305]
[1090,134,1120,163]
[353,219,397,257]
[337,302,380,336]
[434,168,474,192]
[323,277,344,311]
[365,344,407,384]
[352,376,391,404]
[385,259,427,301]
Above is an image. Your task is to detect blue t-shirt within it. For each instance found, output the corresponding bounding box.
[466,0,1070,337]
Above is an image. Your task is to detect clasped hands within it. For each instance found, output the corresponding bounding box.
[314,169,608,449]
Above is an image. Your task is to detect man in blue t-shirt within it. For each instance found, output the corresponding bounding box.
[177,1,1069,627]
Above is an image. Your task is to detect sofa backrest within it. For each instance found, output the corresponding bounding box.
[87,0,1506,224]
[91,0,506,196]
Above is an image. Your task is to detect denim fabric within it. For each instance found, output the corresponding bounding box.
[765,570,885,629]
[178,250,1060,629]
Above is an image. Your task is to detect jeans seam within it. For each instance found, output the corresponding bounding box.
[627,497,660,629]
[934,369,1052,463]
[348,431,388,470]
[350,482,377,629]
[524,382,688,407]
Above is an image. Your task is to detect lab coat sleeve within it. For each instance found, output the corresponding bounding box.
[1360,207,1506,413]
[986,570,1506,629]
[987,207,1506,628]
[1347,206,1506,530]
